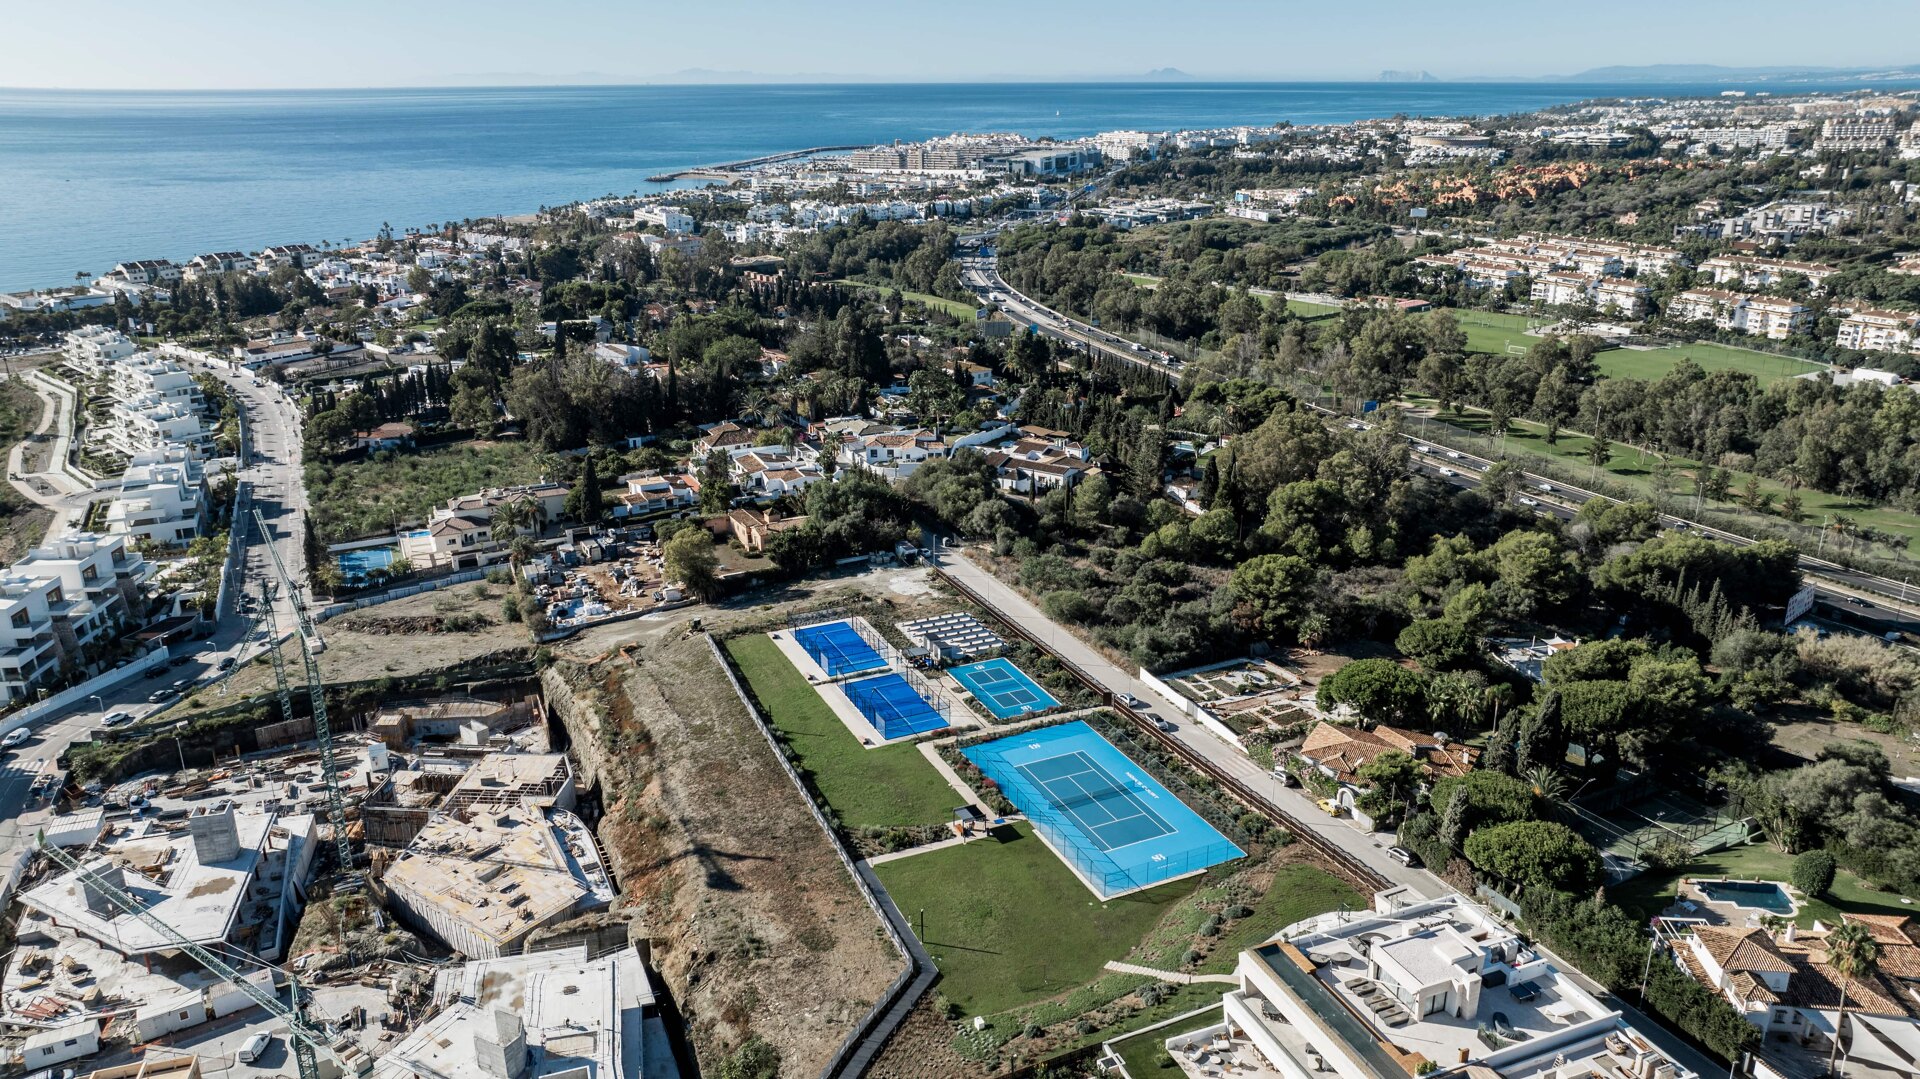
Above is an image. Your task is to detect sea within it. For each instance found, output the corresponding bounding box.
[0,79,1910,293]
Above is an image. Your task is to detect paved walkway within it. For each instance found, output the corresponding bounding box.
[931,546,1438,899]
[5,371,98,541]
[1102,960,1237,986]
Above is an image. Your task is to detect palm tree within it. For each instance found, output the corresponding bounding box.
[1827,920,1883,1077]
[491,499,534,552]
[1524,765,1568,808]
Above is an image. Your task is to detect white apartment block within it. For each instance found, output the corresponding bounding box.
[1594,277,1651,318]
[63,327,138,375]
[105,448,207,547]
[1816,116,1899,151]
[1837,309,1919,354]
[1701,254,1838,291]
[1529,272,1593,308]
[1202,890,1696,1079]
[182,251,256,280]
[104,260,180,286]
[0,531,150,701]
[1670,289,1808,339]
[100,394,209,458]
[257,243,322,269]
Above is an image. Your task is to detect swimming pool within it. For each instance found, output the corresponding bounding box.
[337,545,396,583]
[949,657,1058,719]
[1697,879,1795,915]
[963,721,1243,898]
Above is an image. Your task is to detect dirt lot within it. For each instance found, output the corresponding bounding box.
[1771,712,1920,774]
[214,582,529,701]
[548,625,898,1076]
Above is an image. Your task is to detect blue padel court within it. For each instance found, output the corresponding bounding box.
[963,721,1243,898]
[844,672,949,739]
[949,658,1058,719]
[792,620,887,677]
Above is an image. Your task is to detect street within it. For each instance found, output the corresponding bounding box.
[0,355,308,874]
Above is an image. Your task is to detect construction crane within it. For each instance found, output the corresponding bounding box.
[257,582,297,730]
[32,836,371,1079]
[252,509,353,872]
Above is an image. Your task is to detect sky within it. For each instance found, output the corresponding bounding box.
[4,0,1919,89]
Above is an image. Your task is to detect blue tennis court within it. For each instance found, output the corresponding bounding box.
[963,721,1243,898]
[843,672,949,739]
[949,658,1058,719]
[791,620,887,677]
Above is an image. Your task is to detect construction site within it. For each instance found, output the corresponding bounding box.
[0,509,682,1079]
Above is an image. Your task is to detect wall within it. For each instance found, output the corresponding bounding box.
[0,644,170,737]
[313,567,488,622]
[1136,665,1245,746]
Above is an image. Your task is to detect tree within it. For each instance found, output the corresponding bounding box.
[663,527,719,600]
[1827,921,1883,1077]
[451,381,495,434]
[1791,850,1838,896]
[566,456,606,523]
[1430,770,1537,837]
[1463,820,1602,893]
[1356,750,1424,816]
[1316,659,1428,725]
[1396,618,1476,670]
[490,498,534,553]
[1227,554,1317,640]
[698,451,734,514]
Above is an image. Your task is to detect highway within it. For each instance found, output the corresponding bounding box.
[962,249,1920,636]
[0,356,309,867]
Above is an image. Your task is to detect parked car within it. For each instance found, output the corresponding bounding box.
[1117,693,1143,708]
[1388,846,1421,867]
[237,1032,273,1063]
[216,656,236,671]
[1,728,29,748]
[101,711,134,727]
[1316,797,1342,816]
[147,687,179,705]
[1151,715,1177,733]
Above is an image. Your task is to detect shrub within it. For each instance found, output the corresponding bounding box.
[1792,850,1838,896]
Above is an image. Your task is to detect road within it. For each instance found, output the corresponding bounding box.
[967,251,1920,635]
[0,354,308,875]
[930,546,1441,898]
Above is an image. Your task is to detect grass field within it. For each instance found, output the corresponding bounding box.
[1198,864,1363,973]
[723,635,956,828]
[1404,401,1920,552]
[1111,1006,1225,1077]
[875,822,1199,1016]
[836,279,979,320]
[304,439,546,544]
[1612,842,1917,929]
[1595,341,1823,385]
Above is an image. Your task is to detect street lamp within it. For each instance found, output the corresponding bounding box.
[172,721,190,772]
[89,694,105,719]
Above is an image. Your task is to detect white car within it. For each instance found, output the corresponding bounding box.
[1414,444,1431,453]
[1517,496,1539,506]
[1445,450,1462,459]
[2,727,30,748]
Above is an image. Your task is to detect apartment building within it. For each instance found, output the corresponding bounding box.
[103,260,181,286]
[1746,296,1811,340]
[1669,288,1750,331]
[104,448,207,547]
[1837,308,1919,354]
[1816,116,1900,151]
[1594,277,1652,317]
[63,326,138,375]
[257,243,322,269]
[1193,890,1695,1079]
[1702,254,1838,291]
[1671,288,1809,339]
[1530,272,1594,308]
[182,252,257,280]
[0,532,150,701]
[100,395,209,458]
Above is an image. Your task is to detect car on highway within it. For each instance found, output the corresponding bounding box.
[1414,444,1431,453]
[1517,496,1539,506]
[1537,482,1554,492]
[1,728,30,748]
[1439,468,1458,477]
[1445,450,1462,459]
[101,710,134,727]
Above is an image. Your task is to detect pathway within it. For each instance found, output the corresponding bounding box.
[930,545,1437,898]
[4,371,98,540]
[1102,960,1237,986]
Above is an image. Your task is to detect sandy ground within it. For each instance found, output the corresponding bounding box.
[210,582,530,702]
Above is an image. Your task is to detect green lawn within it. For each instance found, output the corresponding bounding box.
[1112,1006,1225,1077]
[836,279,979,320]
[1594,342,1823,385]
[1199,864,1363,973]
[1612,842,1918,929]
[875,823,1200,1016]
[723,635,956,828]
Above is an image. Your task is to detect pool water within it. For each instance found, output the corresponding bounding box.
[1697,879,1795,915]
[337,545,397,582]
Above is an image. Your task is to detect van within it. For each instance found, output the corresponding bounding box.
[237,1032,272,1063]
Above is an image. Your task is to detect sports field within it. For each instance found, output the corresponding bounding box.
[949,657,1058,720]
[1594,342,1824,384]
[723,635,955,827]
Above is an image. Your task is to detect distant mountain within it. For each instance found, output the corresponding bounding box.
[1139,68,1194,81]
[1554,62,1920,83]
[1379,70,1438,83]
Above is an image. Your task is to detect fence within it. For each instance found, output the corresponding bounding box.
[931,560,1390,895]
[313,568,490,622]
[1136,665,1243,745]
[705,634,932,1079]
